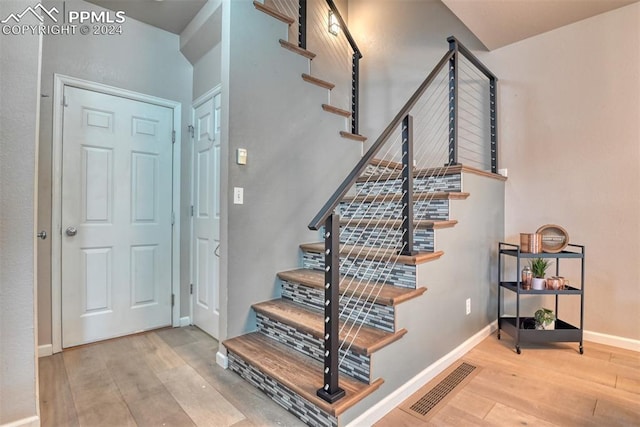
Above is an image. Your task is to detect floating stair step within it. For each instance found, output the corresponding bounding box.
[279,39,316,59]
[339,131,367,142]
[300,242,444,266]
[322,104,351,118]
[278,268,426,306]
[253,299,407,356]
[340,219,458,230]
[224,332,383,418]
[253,1,295,25]
[370,158,404,171]
[302,73,335,90]
[342,191,469,204]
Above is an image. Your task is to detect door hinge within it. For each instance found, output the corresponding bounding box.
[190,205,194,217]
[171,212,175,225]
[62,95,68,107]
[188,125,195,138]
[190,284,193,294]
[172,130,176,144]
[171,294,175,307]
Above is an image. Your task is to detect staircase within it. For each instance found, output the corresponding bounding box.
[225,167,466,427]
[223,2,503,426]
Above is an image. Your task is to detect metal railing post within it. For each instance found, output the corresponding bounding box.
[351,53,361,135]
[316,213,345,403]
[490,77,498,173]
[448,39,459,166]
[298,0,307,49]
[401,114,416,256]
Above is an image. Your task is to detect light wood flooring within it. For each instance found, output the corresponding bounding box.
[40,327,640,426]
[376,335,640,426]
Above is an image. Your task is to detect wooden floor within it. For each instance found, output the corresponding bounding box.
[39,326,305,427]
[376,335,640,426]
[40,327,640,426]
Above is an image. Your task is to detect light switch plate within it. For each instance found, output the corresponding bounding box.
[233,187,243,204]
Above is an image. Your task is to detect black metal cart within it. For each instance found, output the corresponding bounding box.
[497,242,585,354]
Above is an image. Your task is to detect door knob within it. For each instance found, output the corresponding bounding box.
[37,230,47,240]
[65,226,78,236]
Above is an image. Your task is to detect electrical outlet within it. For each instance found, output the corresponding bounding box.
[466,298,471,315]
[233,187,243,205]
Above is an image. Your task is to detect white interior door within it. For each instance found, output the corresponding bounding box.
[61,86,174,348]
[191,92,221,339]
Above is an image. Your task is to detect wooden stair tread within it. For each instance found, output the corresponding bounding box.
[302,73,334,90]
[340,131,367,142]
[357,164,507,182]
[322,104,351,118]
[253,299,407,356]
[253,1,295,25]
[339,219,458,230]
[341,191,470,204]
[223,332,383,416]
[369,158,405,171]
[301,242,444,265]
[279,39,316,59]
[278,268,427,306]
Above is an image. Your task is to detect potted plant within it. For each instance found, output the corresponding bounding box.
[529,258,552,290]
[534,307,556,330]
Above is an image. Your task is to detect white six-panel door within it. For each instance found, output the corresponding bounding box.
[61,86,174,348]
[191,91,221,339]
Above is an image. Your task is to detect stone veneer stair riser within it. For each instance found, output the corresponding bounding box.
[256,312,371,383]
[302,250,417,289]
[281,280,396,332]
[228,352,338,427]
[340,226,435,252]
[355,173,462,194]
[339,199,450,221]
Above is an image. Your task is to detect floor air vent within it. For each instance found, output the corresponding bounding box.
[400,362,480,421]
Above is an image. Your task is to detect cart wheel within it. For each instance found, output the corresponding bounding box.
[516,346,521,354]
[579,345,584,355]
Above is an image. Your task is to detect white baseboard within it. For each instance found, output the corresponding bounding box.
[346,321,497,427]
[38,344,53,358]
[1,415,40,427]
[179,316,191,327]
[216,350,228,369]
[584,330,640,352]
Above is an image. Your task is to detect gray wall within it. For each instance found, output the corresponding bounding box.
[37,0,193,346]
[0,1,41,423]
[343,172,505,425]
[222,0,362,339]
[348,0,485,146]
[478,3,640,341]
[193,42,222,100]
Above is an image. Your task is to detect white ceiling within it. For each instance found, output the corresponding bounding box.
[442,0,639,51]
[85,0,207,34]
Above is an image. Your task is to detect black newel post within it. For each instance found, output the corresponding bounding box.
[489,77,498,173]
[298,0,307,49]
[351,53,361,135]
[400,114,416,256]
[448,39,459,166]
[317,213,345,403]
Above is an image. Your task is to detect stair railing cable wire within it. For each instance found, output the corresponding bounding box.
[307,37,498,403]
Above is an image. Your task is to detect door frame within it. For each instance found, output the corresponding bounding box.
[189,84,222,335]
[51,74,182,353]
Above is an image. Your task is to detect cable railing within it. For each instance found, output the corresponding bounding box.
[308,37,498,403]
[266,0,362,134]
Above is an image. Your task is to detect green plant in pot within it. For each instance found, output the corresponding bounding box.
[534,307,556,330]
[529,258,552,290]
